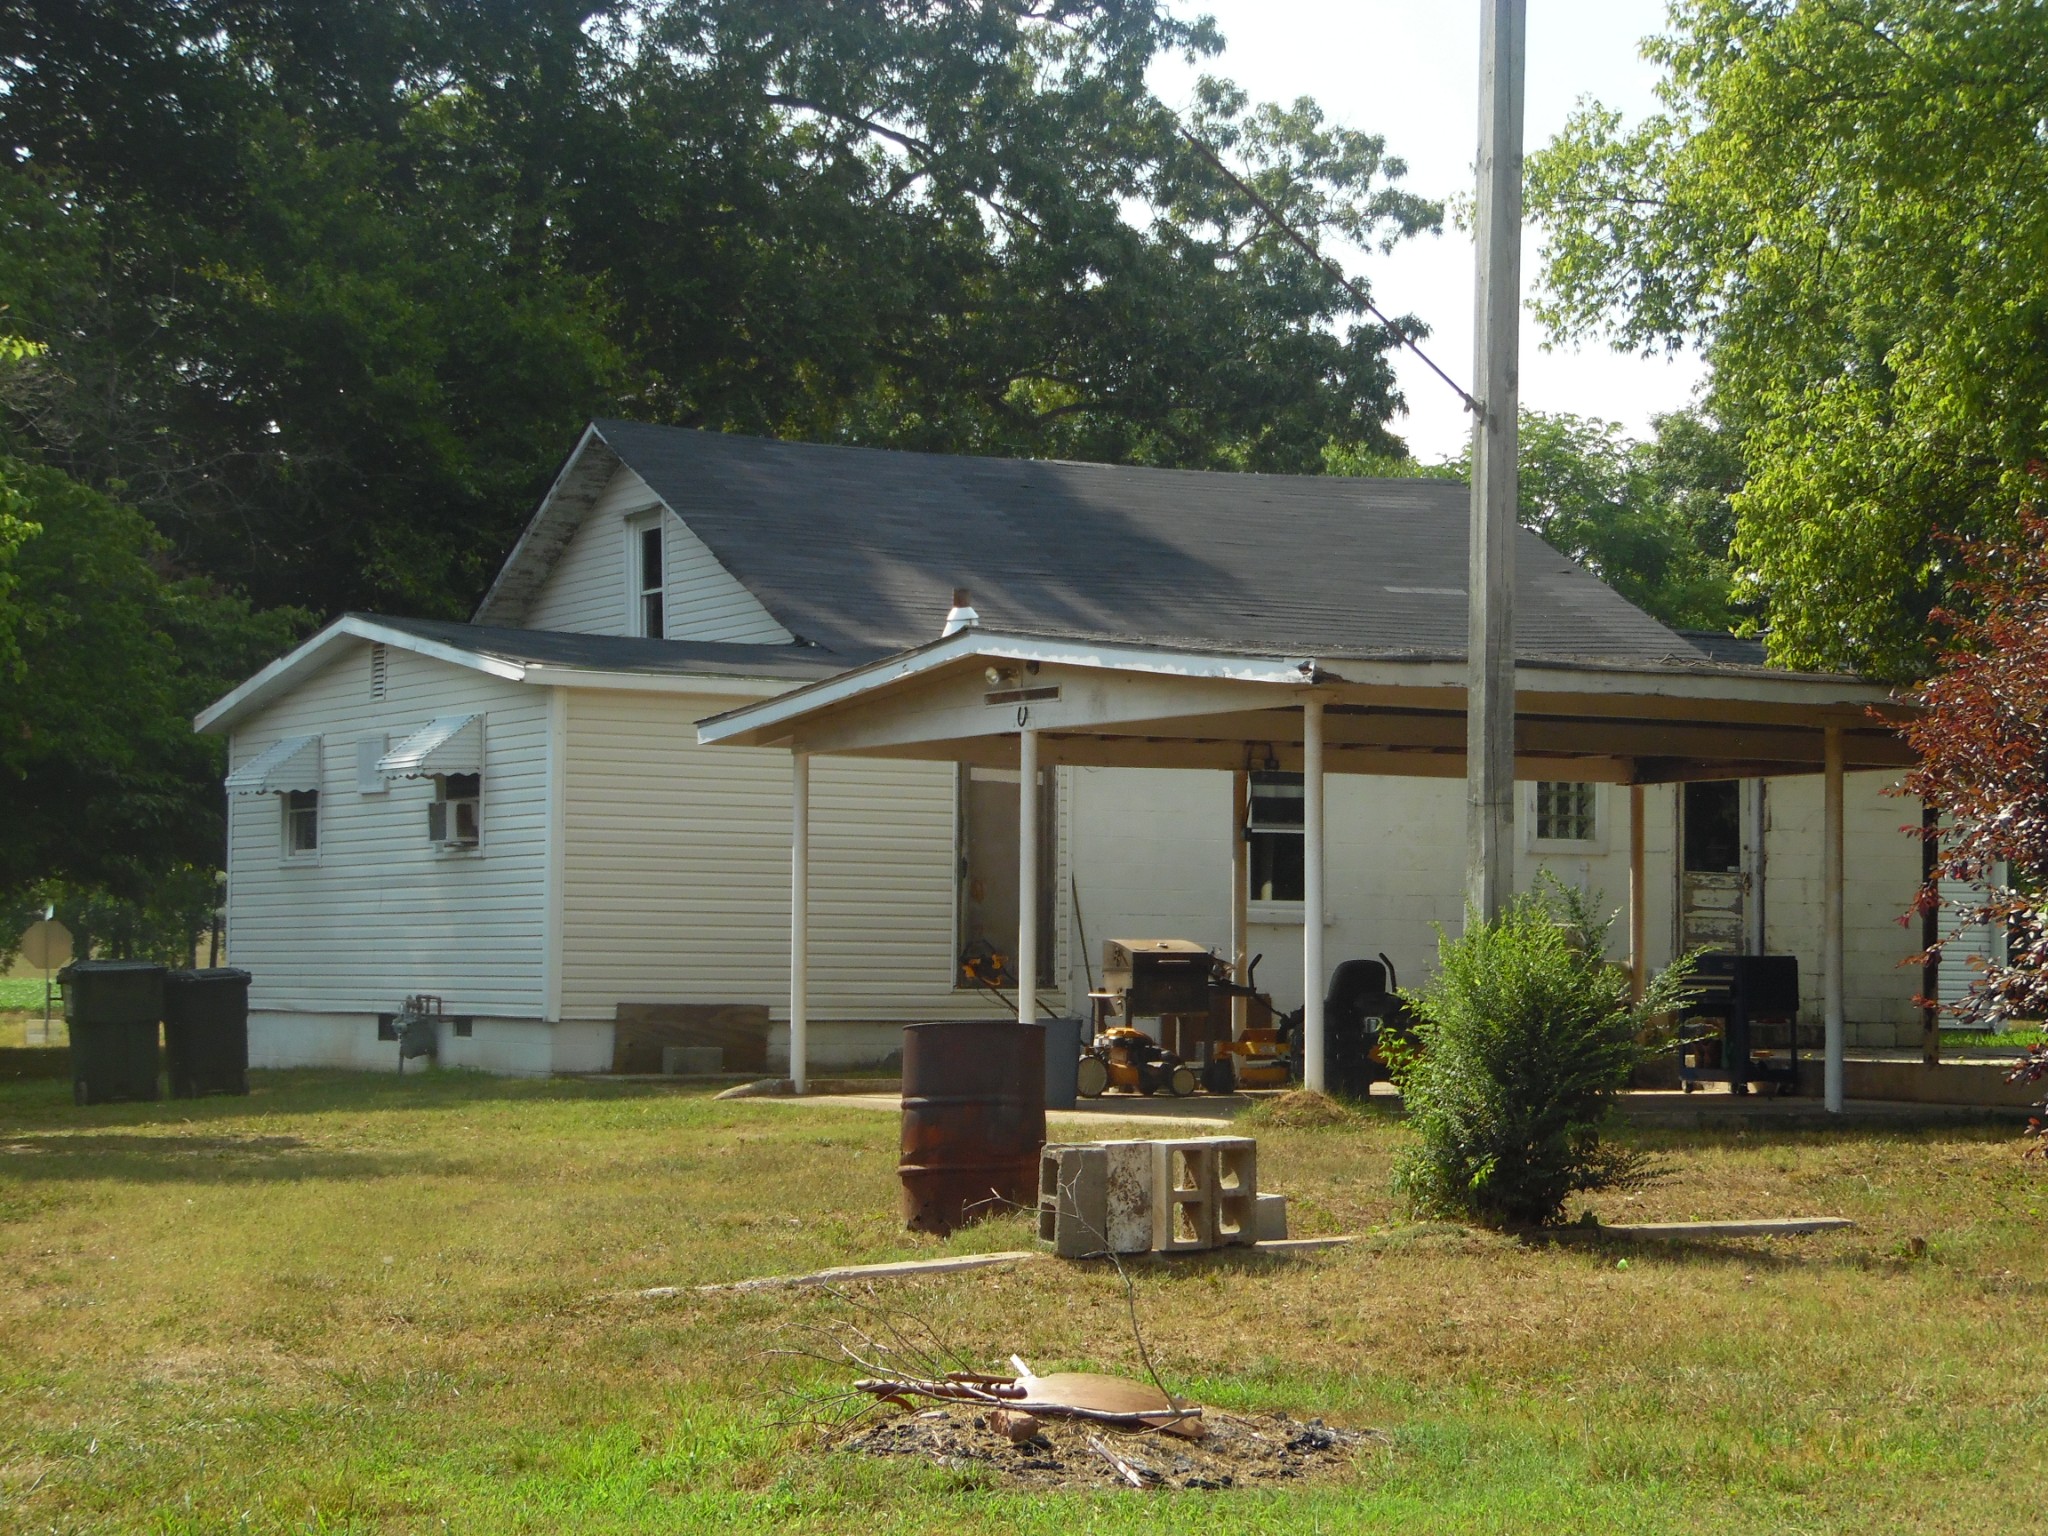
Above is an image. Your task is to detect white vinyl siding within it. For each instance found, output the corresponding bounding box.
[224,643,550,1018]
[524,466,794,643]
[557,688,1059,1022]
[1935,868,2009,1016]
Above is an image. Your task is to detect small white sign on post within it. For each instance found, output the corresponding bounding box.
[17,918,73,1046]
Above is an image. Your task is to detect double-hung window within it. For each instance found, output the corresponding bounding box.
[1247,772,1306,905]
[283,790,320,857]
[635,519,665,639]
[429,773,482,850]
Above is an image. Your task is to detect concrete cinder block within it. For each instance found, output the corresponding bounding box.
[1209,1136,1258,1246]
[1254,1191,1289,1243]
[1036,1144,1110,1258]
[1099,1140,1155,1254]
[1150,1140,1217,1252]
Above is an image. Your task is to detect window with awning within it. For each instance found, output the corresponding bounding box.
[377,714,483,780]
[224,735,322,796]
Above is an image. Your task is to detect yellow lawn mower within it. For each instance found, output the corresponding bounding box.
[1076,1026,1198,1098]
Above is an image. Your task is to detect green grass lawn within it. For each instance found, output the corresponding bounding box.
[1,1070,2043,1533]
[0,976,57,1010]
[1940,1025,2046,1052]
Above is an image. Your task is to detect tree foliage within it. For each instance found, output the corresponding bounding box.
[1390,878,1697,1228]
[1329,407,1744,631]
[1898,507,2048,1133]
[1525,0,2048,680]
[0,0,1441,619]
[0,454,301,912]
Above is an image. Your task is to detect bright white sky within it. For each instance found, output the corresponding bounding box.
[1151,0,1707,462]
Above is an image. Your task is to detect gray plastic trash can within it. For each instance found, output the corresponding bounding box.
[1041,1016,1085,1111]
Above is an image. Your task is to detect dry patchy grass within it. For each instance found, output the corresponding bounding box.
[0,1069,2042,1532]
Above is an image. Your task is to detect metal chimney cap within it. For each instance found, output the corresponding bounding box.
[942,588,981,637]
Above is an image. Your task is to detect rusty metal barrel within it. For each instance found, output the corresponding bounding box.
[898,1020,1047,1235]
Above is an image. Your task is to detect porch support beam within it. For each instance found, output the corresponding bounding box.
[790,751,810,1096]
[1017,726,1040,1025]
[1823,726,1846,1113]
[1302,699,1327,1092]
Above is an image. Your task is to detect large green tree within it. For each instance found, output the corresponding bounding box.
[0,0,1440,620]
[1526,0,2048,680]
[0,452,299,916]
[1329,407,1744,632]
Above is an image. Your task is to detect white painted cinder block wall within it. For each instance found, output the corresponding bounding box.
[1064,766,1923,1045]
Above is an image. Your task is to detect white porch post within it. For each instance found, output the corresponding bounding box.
[1302,700,1327,1092]
[1627,783,1646,1003]
[1823,726,1846,1113]
[1229,768,1250,1037]
[1017,726,1040,1025]
[790,750,810,1096]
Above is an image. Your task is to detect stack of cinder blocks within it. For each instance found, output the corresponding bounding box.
[1036,1136,1265,1257]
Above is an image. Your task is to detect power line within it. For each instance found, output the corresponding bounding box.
[1174,125,1481,418]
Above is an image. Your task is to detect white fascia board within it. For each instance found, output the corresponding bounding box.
[470,422,610,624]
[1509,660,1900,712]
[694,631,1318,745]
[193,616,527,734]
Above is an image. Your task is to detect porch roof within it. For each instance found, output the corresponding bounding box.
[695,627,1914,784]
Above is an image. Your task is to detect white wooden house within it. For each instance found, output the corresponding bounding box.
[197,421,1934,1075]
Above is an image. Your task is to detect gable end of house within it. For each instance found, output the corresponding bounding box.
[474,425,794,647]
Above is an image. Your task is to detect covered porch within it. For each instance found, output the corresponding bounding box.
[697,628,1912,1114]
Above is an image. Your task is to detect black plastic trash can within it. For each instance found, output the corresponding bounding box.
[162,968,253,1098]
[58,960,165,1105]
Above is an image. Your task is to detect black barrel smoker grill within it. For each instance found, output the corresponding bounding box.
[1677,954,1802,1096]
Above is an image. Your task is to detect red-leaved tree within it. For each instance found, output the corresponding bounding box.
[1899,507,2048,1142]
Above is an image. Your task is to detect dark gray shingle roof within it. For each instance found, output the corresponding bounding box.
[363,614,847,680]
[1677,629,1769,667]
[584,420,1717,668]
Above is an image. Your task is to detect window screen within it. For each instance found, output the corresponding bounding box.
[1683,780,1743,872]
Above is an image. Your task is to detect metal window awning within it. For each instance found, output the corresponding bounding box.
[224,734,322,796]
[379,714,483,779]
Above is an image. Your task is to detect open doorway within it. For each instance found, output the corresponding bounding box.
[955,765,1055,989]
[1679,780,1764,954]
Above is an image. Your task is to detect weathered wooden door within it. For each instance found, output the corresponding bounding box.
[1679,780,1760,954]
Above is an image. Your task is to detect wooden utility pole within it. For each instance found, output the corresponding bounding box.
[1466,0,1526,921]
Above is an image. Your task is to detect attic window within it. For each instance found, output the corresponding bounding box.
[369,643,388,700]
[637,521,664,639]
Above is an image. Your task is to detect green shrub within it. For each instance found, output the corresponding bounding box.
[1389,876,1696,1228]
